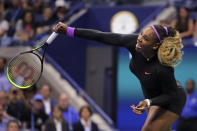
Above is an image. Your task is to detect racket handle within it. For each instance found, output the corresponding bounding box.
[46,32,58,44]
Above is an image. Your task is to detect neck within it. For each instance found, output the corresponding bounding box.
[33,108,39,114]
[84,118,89,122]
[188,91,194,96]
[187,89,194,95]
[83,118,89,126]
[142,50,156,60]
[54,117,60,121]
[44,97,49,100]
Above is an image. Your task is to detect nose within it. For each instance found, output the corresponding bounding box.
[137,35,142,43]
[137,38,142,43]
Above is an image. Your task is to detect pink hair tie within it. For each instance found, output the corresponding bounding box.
[163,26,168,35]
[67,27,75,37]
[151,25,161,43]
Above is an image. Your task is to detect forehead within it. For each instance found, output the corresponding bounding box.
[186,80,194,84]
[142,27,155,38]
[9,122,18,126]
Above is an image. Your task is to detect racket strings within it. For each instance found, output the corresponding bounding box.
[7,53,42,88]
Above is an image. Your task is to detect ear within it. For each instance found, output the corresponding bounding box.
[152,42,160,50]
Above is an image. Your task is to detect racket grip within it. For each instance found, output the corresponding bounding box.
[46,32,58,44]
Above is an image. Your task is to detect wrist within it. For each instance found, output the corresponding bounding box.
[144,99,151,108]
[67,27,75,37]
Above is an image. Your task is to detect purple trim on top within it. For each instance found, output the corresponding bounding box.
[164,26,168,35]
[151,25,161,42]
[67,27,75,37]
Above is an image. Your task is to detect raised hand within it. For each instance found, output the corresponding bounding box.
[53,22,68,34]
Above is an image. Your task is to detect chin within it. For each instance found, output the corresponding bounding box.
[136,47,141,52]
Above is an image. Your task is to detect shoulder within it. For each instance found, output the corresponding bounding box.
[171,19,177,26]
[68,106,78,113]
[16,20,23,25]
[45,120,55,130]
[91,122,99,130]
[1,20,8,25]
[188,19,194,26]
[157,62,174,72]
[62,121,69,128]
[50,99,57,105]
[73,121,83,129]
[45,119,53,125]
[126,34,138,53]
[92,121,98,127]
[156,63,174,76]
[188,18,194,23]
[194,92,197,97]
[127,34,138,41]
[40,110,48,118]
[73,121,81,126]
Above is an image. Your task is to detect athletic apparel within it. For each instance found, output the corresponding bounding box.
[75,28,186,115]
[181,92,197,118]
[177,91,197,131]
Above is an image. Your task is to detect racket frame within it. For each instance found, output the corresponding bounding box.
[6,43,48,89]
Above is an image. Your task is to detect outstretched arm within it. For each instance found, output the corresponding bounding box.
[74,28,138,47]
[53,22,138,50]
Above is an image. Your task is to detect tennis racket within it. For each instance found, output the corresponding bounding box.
[6,32,58,89]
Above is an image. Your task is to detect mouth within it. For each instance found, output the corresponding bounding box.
[136,41,142,51]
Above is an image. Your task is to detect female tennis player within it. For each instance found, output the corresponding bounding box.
[53,22,186,131]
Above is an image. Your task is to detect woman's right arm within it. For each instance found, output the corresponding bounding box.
[53,22,138,50]
[75,28,138,48]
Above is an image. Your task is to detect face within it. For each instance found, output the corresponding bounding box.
[81,108,91,120]
[0,92,7,106]
[7,122,19,131]
[40,85,50,99]
[53,107,62,119]
[43,8,52,20]
[0,58,5,72]
[136,27,159,55]
[24,12,33,23]
[186,80,195,93]
[0,105,3,119]
[58,94,69,109]
[57,7,66,19]
[179,8,188,19]
[33,101,43,110]
[12,0,20,7]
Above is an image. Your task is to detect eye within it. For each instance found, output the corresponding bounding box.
[143,35,149,41]
[143,36,147,41]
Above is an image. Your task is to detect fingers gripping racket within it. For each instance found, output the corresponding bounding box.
[6,32,58,89]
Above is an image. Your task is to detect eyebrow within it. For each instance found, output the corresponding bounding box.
[141,30,150,41]
[143,34,150,40]
[141,30,144,35]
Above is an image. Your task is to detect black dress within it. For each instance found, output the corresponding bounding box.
[74,28,186,115]
[45,119,69,131]
[73,121,99,131]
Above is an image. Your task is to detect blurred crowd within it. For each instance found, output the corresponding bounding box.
[0,0,85,47]
[160,7,197,43]
[0,56,99,131]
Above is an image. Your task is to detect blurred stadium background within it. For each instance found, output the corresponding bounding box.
[0,0,197,131]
